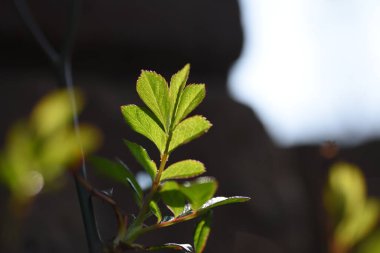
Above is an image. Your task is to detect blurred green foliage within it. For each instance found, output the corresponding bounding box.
[357,229,380,253]
[0,89,100,203]
[324,162,380,253]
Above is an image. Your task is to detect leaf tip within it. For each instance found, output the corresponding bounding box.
[199,116,213,130]
[183,63,190,71]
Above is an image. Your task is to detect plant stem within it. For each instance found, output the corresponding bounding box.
[153,153,169,192]
[13,1,102,252]
[74,172,127,243]
[132,210,204,240]
[125,87,185,244]
[125,152,169,242]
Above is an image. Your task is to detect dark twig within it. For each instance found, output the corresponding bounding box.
[74,172,127,239]
[132,210,204,241]
[12,0,102,252]
[57,1,103,250]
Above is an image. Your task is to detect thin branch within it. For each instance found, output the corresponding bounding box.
[125,153,169,243]
[58,1,103,251]
[126,96,183,243]
[13,0,60,64]
[136,210,203,238]
[74,172,126,237]
[125,243,190,252]
[73,174,103,253]
[13,0,102,252]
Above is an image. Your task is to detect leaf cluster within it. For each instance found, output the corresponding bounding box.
[92,65,249,252]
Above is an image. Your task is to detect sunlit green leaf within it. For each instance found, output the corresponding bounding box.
[169,64,190,118]
[200,196,251,211]
[173,84,205,126]
[194,211,212,253]
[90,157,142,205]
[180,177,217,210]
[124,140,157,179]
[149,200,162,223]
[161,160,205,181]
[121,105,167,154]
[136,71,170,131]
[146,243,193,252]
[169,116,212,152]
[160,181,186,217]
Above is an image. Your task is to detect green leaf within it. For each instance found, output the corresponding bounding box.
[335,198,380,249]
[173,84,205,126]
[117,160,146,206]
[121,105,167,154]
[149,200,162,223]
[160,181,187,217]
[194,211,212,253]
[169,64,190,118]
[124,140,157,180]
[324,162,380,249]
[169,116,212,152]
[30,89,84,137]
[136,70,170,131]
[90,157,143,205]
[146,243,193,252]
[327,162,366,214]
[180,177,218,210]
[200,196,251,211]
[357,229,380,253]
[161,160,206,181]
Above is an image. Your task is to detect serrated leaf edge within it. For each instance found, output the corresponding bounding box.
[161,159,206,180]
[137,70,170,131]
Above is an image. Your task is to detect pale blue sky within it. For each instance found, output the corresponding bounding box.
[229,0,380,146]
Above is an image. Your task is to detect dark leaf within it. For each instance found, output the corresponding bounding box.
[90,156,143,205]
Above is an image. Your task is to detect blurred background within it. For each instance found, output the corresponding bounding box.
[1,0,380,252]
